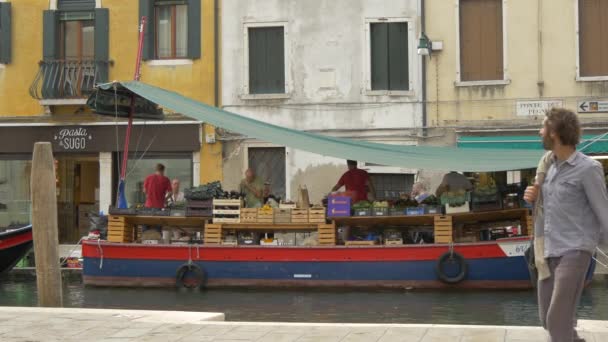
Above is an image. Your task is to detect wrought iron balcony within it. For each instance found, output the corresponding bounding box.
[29,59,110,103]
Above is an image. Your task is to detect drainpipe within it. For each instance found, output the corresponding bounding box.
[420,0,427,138]
[537,0,544,97]
[214,0,220,108]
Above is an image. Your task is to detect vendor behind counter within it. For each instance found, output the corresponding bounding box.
[331,160,376,202]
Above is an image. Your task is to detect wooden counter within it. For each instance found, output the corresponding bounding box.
[204,222,336,245]
[330,208,531,244]
[107,215,210,243]
[331,208,529,226]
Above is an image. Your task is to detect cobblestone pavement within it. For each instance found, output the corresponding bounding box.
[0,307,607,342]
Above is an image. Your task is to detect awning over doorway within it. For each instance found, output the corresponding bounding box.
[89,81,546,172]
[458,135,608,154]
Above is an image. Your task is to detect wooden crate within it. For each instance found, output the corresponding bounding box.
[291,208,309,223]
[204,223,222,244]
[434,215,453,244]
[257,208,274,223]
[526,215,533,236]
[240,208,258,223]
[318,223,336,245]
[274,208,291,224]
[107,224,134,243]
[279,202,297,209]
[108,215,127,223]
[213,199,242,224]
[345,240,377,246]
[308,207,326,223]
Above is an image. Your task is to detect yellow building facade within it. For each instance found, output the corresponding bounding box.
[425,0,608,129]
[0,0,221,242]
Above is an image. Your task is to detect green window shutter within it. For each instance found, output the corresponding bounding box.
[94,8,109,82]
[387,22,408,90]
[139,0,155,60]
[187,0,201,59]
[370,23,389,90]
[248,28,262,93]
[248,27,284,94]
[0,3,11,64]
[266,27,285,93]
[43,10,59,61]
[58,0,95,11]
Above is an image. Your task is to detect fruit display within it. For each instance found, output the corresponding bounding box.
[420,195,439,206]
[352,201,372,209]
[185,181,243,201]
[372,201,389,208]
[393,198,418,208]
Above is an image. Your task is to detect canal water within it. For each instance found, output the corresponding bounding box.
[1,274,607,325]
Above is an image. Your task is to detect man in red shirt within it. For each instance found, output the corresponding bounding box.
[142,164,172,234]
[331,160,375,203]
[144,163,172,208]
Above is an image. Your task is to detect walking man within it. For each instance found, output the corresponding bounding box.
[524,108,608,342]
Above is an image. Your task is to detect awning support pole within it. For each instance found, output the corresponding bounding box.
[119,17,146,182]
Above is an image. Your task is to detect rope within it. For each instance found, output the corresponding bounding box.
[578,131,608,153]
[594,247,608,269]
[59,237,84,266]
[97,238,104,270]
[125,126,160,178]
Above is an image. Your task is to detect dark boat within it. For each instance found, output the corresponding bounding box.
[0,225,33,276]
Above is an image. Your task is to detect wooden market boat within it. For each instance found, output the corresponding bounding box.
[0,225,33,276]
[80,209,596,289]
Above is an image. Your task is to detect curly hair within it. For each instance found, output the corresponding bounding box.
[545,108,581,147]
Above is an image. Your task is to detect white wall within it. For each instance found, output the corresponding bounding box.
[221,0,423,131]
[221,0,424,195]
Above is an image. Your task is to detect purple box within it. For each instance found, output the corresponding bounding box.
[328,196,351,217]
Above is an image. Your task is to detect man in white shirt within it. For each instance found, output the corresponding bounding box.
[169,178,185,204]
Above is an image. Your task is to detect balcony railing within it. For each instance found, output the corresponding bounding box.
[29,59,110,101]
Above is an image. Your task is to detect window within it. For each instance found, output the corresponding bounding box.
[370,22,409,91]
[155,2,188,59]
[248,147,286,199]
[247,26,286,94]
[59,16,95,60]
[124,154,193,207]
[578,0,608,78]
[0,159,32,228]
[139,0,201,61]
[0,2,11,64]
[459,0,504,82]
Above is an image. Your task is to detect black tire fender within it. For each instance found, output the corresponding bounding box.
[175,263,206,289]
[435,251,468,284]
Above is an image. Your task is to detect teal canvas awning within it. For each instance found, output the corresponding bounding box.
[458,135,608,154]
[88,81,545,172]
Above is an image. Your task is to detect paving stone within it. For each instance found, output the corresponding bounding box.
[214,329,270,340]
[151,323,204,335]
[460,328,506,342]
[593,332,608,342]
[378,327,428,342]
[197,325,236,336]
[505,327,547,341]
[108,327,157,338]
[341,327,388,342]
[255,332,302,342]
[177,334,217,342]
[296,336,346,342]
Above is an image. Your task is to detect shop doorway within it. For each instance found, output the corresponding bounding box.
[55,155,99,243]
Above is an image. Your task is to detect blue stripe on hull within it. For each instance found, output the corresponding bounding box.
[84,256,531,282]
